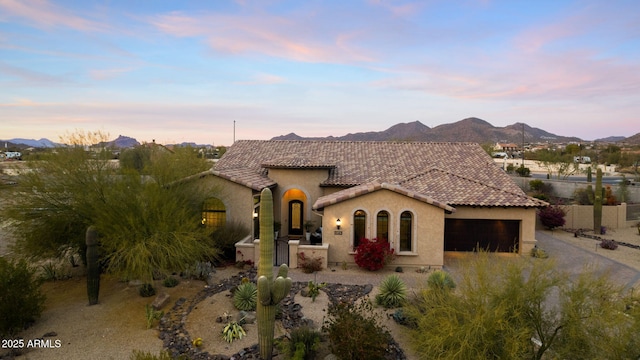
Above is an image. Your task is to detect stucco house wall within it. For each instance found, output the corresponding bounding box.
[320,189,446,268]
[268,168,329,236]
[445,207,538,254]
[193,175,256,232]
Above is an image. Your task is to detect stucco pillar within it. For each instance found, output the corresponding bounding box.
[288,240,300,268]
[618,203,627,229]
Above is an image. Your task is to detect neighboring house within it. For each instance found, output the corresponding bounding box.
[190,140,547,269]
[494,142,519,152]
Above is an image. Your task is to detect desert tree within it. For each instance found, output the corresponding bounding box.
[404,253,640,360]
[3,130,218,282]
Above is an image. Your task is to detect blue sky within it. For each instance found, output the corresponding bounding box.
[1,0,639,146]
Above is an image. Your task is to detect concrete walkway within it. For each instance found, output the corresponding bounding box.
[535,230,640,291]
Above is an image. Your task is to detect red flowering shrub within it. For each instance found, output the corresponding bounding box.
[354,238,395,271]
[297,251,323,273]
[538,205,566,230]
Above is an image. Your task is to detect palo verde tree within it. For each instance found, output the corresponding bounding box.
[404,253,640,360]
[4,130,217,283]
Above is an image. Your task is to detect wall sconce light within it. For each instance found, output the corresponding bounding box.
[336,218,341,230]
[253,211,258,218]
[201,218,206,225]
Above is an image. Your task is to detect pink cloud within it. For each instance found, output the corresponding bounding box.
[0,61,68,85]
[0,0,108,32]
[234,73,286,85]
[366,0,428,18]
[147,11,374,63]
[88,67,135,81]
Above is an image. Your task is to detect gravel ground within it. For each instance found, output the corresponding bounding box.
[1,210,638,360]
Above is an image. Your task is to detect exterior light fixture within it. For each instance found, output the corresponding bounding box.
[253,211,258,218]
[201,218,206,225]
[336,218,341,230]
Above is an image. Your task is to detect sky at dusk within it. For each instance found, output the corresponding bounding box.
[1,0,639,146]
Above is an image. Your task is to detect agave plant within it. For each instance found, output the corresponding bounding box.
[427,270,456,291]
[375,274,408,308]
[233,282,258,311]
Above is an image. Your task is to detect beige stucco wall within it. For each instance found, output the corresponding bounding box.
[191,175,256,233]
[321,189,446,269]
[445,207,538,254]
[559,203,627,230]
[268,168,330,236]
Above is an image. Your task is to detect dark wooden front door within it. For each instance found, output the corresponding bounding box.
[288,200,303,236]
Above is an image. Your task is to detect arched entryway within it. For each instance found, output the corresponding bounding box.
[289,200,304,236]
[283,189,308,239]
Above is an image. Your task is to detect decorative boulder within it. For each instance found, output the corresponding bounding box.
[152,292,171,310]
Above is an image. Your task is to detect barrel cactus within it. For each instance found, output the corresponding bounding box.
[256,188,292,359]
[86,226,100,305]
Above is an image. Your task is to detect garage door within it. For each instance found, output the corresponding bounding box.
[444,219,520,252]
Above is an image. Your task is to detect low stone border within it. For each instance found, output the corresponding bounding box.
[158,269,407,359]
[562,228,640,250]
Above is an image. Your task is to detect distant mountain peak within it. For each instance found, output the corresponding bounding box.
[3,138,60,148]
[269,117,584,143]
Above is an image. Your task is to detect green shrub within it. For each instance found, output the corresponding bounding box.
[323,299,392,360]
[211,221,250,260]
[515,165,530,177]
[307,281,326,302]
[574,186,594,205]
[139,283,156,297]
[221,321,246,343]
[279,326,321,360]
[144,304,164,329]
[163,276,179,288]
[529,179,545,192]
[0,257,46,337]
[530,246,549,259]
[375,274,408,308]
[233,282,257,311]
[427,270,456,291]
[532,193,549,202]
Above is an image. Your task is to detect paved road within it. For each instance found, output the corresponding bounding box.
[536,230,640,291]
[286,231,640,292]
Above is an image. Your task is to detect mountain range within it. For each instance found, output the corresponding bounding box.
[272,117,638,144]
[2,118,639,148]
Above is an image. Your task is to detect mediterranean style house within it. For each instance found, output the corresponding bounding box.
[191,140,547,269]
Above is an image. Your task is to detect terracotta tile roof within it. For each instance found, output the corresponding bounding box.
[262,156,336,169]
[312,181,456,213]
[214,140,545,207]
[211,168,276,191]
[399,168,548,207]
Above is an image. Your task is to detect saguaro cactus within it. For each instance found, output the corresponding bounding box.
[86,226,100,305]
[256,188,292,359]
[593,168,603,234]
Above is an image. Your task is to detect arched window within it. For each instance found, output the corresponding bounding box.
[400,211,413,252]
[202,197,226,231]
[353,210,366,250]
[376,211,389,241]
